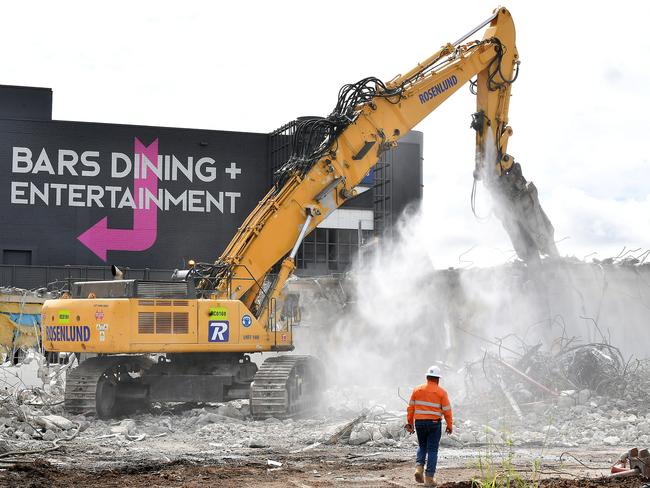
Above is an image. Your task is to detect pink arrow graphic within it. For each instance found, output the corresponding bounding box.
[78,138,159,261]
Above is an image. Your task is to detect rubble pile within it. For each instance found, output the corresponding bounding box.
[1,334,649,460]
[0,353,74,453]
[466,341,648,402]
[74,399,411,452]
[0,356,649,465]
[450,338,650,449]
[0,286,60,300]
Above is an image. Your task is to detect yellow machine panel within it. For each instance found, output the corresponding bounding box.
[41,297,293,354]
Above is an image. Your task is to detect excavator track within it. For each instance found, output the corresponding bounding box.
[65,355,152,418]
[250,355,324,419]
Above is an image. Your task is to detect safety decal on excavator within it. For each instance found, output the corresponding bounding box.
[58,310,70,324]
[209,307,228,320]
[208,320,229,342]
[242,314,252,327]
[96,323,109,342]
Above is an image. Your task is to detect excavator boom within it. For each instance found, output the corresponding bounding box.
[200,7,557,311]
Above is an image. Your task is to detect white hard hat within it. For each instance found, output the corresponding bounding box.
[426,365,442,378]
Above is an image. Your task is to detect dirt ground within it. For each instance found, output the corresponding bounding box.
[1,446,642,488]
[2,459,645,488]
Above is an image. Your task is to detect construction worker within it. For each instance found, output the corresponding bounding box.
[405,365,453,486]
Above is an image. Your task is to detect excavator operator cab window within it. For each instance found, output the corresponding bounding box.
[71,280,134,298]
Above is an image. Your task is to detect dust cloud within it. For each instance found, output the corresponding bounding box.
[292,203,650,410]
[293,206,457,410]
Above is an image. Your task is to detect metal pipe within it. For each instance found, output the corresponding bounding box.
[490,353,560,396]
[452,11,498,46]
[497,376,523,420]
[608,469,639,479]
[290,214,313,259]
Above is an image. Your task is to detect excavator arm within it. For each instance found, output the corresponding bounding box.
[195,7,557,320]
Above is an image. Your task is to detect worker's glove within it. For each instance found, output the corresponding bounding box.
[404,423,414,434]
[446,426,453,435]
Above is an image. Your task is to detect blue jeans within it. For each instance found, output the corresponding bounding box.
[415,419,442,476]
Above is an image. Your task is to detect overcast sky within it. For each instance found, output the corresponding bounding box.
[4,0,649,268]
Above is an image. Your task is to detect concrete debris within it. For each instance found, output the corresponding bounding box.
[2,255,650,469]
[0,350,78,453]
[0,357,646,468]
[443,334,650,449]
[0,286,59,300]
[489,352,559,397]
[35,415,75,431]
[0,355,648,472]
[110,420,137,436]
[322,407,409,448]
[247,439,270,448]
[126,433,147,442]
[604,436,621,446]
[497,375,524,420]
[290,442,321,453]
[611,447,650,479]
[324,411,367,444]
[467,332,649,403]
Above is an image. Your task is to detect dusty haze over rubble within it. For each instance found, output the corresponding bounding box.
[293,206,650,405]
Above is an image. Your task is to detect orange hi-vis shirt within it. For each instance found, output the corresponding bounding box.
[407,380,453,428]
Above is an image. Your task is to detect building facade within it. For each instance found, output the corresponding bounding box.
[0,85,422,287]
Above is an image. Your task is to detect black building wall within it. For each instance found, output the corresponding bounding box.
[0,85,422,278]
[1,118,268,269]
[389,131,423,222]
[0,86,52,121]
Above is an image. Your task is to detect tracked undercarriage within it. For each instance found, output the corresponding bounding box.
[65,353,324,419]
[250,355,324,419]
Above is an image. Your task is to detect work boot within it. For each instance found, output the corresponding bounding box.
[414,464,424,483]
[424,475,436,487]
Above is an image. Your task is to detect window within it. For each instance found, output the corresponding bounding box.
[295,228,371,272]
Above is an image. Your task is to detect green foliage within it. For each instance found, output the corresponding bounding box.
[469,427,542,488]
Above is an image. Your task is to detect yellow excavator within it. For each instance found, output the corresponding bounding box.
[41,7,557,418]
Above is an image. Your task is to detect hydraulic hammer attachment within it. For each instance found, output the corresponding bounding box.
[487,160,559,263]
